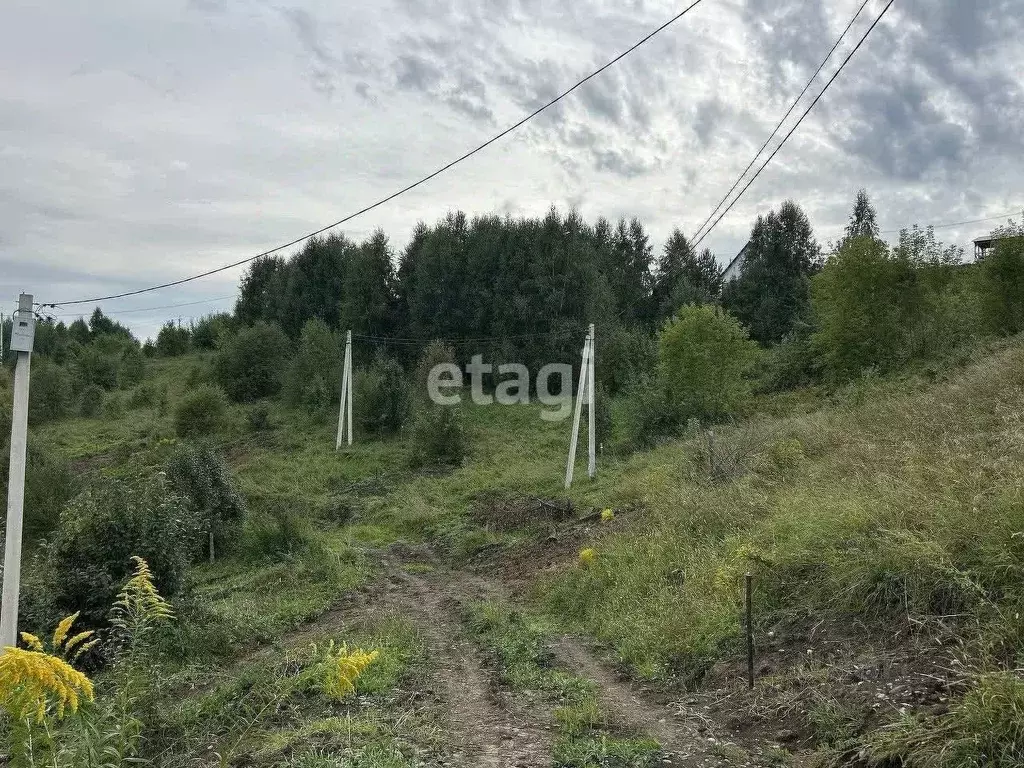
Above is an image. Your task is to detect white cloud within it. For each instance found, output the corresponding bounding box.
[0,0,1021,339]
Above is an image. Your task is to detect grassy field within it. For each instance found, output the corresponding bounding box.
[22,336,1024,766]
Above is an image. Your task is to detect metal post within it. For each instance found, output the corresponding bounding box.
[745,572,755,689]
[587,323,596,480]
[1,295,35,653]
[564,331,590,489]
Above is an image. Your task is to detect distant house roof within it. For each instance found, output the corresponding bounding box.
[973,234,1017,260]
[722,241,751,282]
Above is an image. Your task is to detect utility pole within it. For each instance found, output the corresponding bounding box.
[587,323,596,480]
[336,330,353,449]
[565,327,591,489]
[0,294,35,653]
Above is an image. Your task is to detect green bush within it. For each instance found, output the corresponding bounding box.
[127,382,158,409]
[28,359,73,424]
[284,318,340,413]
[215,321,290,402]
[156,321,191,356]
[0,438,76,541]
[979,231,1024,335]
[246,403,272,432]
[174,384,230,438]
[355,355,410,437]
[414,341,456,403]
[190,313,234,350]
[757,329,822,392]
[598,324,658,395]
[658,305,759,422]
[37,473,197,624]
[166,443,246,562]
[409,404,466,466]
[620,378,679,450]
[79,383,104,417]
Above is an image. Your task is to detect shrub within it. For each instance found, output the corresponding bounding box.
[598,324,658,395]
[246,403,272,432]
[28,359,73,424]
[356,355,410,437]
[620,378,679,450]
[174,384,230,438]
[190,313,234,350]
[101,392,125,420]
[78,384,104,417]
[757,329,822,392]
[37,474,197,625]
[414,341,456,404]
[127,382,158,409]
[215,322,290,402]
[284,319,340,413]
[979,230,1024,335]
[166,443,246,562]
[409,404,466,466]
[155,321,191,356]
[0,438,76,541]
[658,305,759,423]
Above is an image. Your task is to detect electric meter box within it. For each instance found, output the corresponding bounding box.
[9,294,35,353]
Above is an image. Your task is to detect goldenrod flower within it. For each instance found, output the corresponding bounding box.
[310,640,381,701]
[600,509,615,522]
[52,612,79,650]
[0,647,94,722]
[19,633,44,652]
[579,548,597,565]
[110,556,174,649]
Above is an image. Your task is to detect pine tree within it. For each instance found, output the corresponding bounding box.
[723,200,820,345]
[653,229,723,319]
[843,189,880,242]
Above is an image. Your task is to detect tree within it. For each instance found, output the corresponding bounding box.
[978,221,1024,335]
[653,229,722,318]
[338,229,398,340]
[723,201,820,345]
[166,443,246,563]
[284,318,341,413]
[658,305,759,422]
[215,322,290,402]
[811,236,920,380]
[156,321,191,356]
[236,256,288,326]
[843,189,880,243]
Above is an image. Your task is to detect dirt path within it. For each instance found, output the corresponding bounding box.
[383,567,553,768]
[550,635,750,767]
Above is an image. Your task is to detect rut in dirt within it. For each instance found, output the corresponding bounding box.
[383,568,553,768]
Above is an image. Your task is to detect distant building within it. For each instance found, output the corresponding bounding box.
[973,235,1015,261]
[722,241,751,282]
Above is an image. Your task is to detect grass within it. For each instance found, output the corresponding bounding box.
[465,599,663,767]
[22,335,1024,765]
[540,341,1024,684]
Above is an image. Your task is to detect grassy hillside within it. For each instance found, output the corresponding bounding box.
[9,336,1024,766]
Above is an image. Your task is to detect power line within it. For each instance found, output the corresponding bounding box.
[693,0,896,250]
[44,0,709,309]
[690,0,871,244]
[880,210,1022,234]
[52,295,236,319]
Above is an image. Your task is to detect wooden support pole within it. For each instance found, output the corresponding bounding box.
[745,572,755,689]
[587,323,596,480]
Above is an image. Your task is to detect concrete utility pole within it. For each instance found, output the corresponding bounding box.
[587,323,596,480]
[565,328,591,489]
[0,294,35,653]
[336,330,353,449]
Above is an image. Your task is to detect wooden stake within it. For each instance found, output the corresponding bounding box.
[745,572,755,689]
[587,323,596,480]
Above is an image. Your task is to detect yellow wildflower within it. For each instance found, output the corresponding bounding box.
[109,556,175,648]
[19,633,44,652]
[52,611,80,650]
[579,548,597,565]
[0,647,94,722]
[600,509,615,522]
[312,640,381,701]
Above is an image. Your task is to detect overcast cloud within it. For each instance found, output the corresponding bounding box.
[1,0,1021,339]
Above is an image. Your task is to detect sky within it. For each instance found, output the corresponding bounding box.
[1,0,1021,340]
